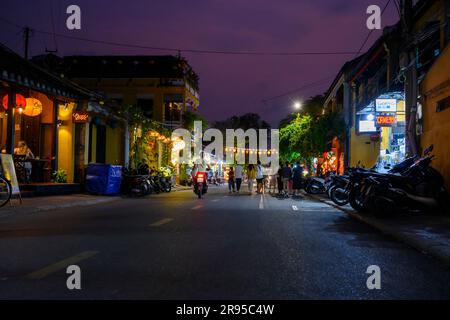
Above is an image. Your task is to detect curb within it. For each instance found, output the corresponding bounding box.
[301,191,450,267]
[0,197,119,217]
[172,186,192,192]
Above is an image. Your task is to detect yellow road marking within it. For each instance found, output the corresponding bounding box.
[149,218,174,227]
[26,251,98,280]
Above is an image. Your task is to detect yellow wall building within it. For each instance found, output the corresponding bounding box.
[420,44,450,189]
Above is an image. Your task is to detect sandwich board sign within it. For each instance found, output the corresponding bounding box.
[0,154,21,200]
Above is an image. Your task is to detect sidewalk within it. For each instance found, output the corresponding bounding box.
[302,191,450,266]
[0,194,120,218]
[0,185,192,218]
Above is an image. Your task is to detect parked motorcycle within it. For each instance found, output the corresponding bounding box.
[122,174,153,197]
[328,174,350,206]
[362,147,449,216]
[305,176,327,194]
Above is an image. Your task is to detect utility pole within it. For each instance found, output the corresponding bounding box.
[400,0,419,157]
[23,26,30,59]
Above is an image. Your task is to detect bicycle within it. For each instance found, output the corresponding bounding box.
[0,175,12,208]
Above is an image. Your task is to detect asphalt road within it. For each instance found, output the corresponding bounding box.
[0,186,449,299]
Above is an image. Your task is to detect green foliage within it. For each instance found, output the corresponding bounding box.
[279,95,325,127]
[53,169,67,183]
[279,111,346,164]
[119,104,171,170]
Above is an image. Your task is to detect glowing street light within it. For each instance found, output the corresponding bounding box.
[294,101,302,110]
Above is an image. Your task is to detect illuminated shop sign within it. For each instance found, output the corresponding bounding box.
[359,120,377,133]
[376,115,396,126]
[72,111,90,123]
[376,99,397,112]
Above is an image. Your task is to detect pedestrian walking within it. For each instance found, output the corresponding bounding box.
[235,164,244,193]
[256,160,264,194]
[228,167,236,193]
[292,161,304,196]
[277,165,283,195]
[247,164,256,194]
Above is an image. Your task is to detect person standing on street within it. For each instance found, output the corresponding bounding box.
[235,164,244,193]
[281,161,292,196]
[228,167,236,193]
[247,164,256,194]
[256,160,264,194]
[292,161,304,196]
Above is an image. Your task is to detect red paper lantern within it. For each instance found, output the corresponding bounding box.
[2,94,26,110]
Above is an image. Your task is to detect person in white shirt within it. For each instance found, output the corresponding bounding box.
[235,164,244,193]
[256,160,264,194]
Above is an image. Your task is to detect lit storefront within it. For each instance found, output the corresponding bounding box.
[355,92,406,169]
[0,44,93,185]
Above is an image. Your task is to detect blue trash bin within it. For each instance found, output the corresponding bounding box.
[85,164,122,195]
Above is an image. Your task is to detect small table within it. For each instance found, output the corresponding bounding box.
[14,157,52,183]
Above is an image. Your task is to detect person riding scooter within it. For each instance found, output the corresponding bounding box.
[192,161,208,198]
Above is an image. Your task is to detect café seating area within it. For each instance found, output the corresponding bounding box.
[14,155,53,183]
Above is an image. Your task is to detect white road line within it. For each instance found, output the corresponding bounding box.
[259,195,264,210]
[292,205,299,211]
[149,218,174,227]
[192,205,203,210]
[211,199,219,202]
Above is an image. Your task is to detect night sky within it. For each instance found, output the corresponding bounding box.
[0,0,398,126]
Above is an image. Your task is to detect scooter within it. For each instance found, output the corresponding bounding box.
[329,174,350,206]
[122,174,153,197]
[363,148,449,216]
[193,172,208,199]
[305,176,327,194]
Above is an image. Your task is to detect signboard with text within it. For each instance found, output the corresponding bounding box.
[376,115,396,126]
[72,111,90,123]
[0,154,20,195]
[359,120,377,133]
[376,99,397,112]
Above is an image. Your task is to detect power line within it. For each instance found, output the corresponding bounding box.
[261,76,334,103]
[260,1,395,104]
[354,0,393,57]
[0,16,361,57]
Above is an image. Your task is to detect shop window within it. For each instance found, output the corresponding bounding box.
[137,98,154,119]
[164,102,181,122]
[436,96,450,113]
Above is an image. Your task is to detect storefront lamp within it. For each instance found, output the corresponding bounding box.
[24,98,43,117]
[367,114,375,121]
[2,94,26,110]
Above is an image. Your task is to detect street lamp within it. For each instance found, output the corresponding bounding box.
[294,101,302,110]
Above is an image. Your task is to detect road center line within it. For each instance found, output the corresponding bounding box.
[26,251,98,280]
[259,195,264,210]
[149,218,174,227]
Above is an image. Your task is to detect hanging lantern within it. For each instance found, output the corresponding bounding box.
[2,94,26,110]
[23,98,43,117]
